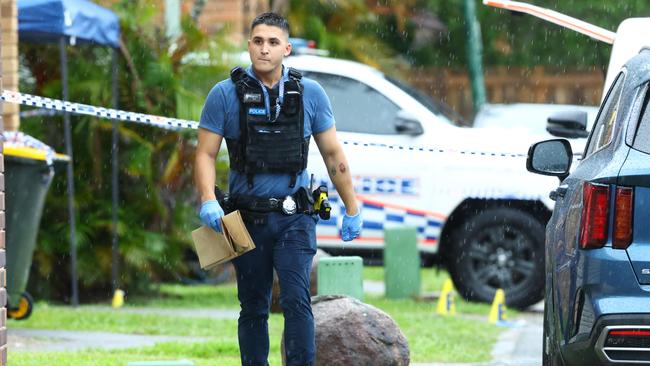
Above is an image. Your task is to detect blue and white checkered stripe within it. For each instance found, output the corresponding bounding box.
[1,90,555,158]
[317,196,443,245]
[341,141,529,158]
[1,90,199,131]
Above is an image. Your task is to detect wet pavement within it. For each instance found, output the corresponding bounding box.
[485,308,543,366]
[9,329,206,352]
[7,306,236,352]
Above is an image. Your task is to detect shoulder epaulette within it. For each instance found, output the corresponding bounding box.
[230,66,246,82]
[288,67,302,81]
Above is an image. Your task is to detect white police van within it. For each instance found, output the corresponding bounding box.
[283,53,574,308]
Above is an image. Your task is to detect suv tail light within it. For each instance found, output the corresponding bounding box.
[579,183,635,250]
[613,187,634,249]
[580,182,610,249]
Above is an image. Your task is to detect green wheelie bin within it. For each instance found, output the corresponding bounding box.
[4,144,62,320]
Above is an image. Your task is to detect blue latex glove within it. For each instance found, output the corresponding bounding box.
[199,200,225,233]
[341,211,362,241]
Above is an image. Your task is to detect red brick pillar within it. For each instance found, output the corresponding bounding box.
[0,1,8,365]
[1,0,17,132]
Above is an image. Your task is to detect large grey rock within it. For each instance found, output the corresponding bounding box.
[282,295,410,366]
[271,249,330,313]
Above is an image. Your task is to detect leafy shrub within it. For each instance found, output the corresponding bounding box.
[20,1,232,302]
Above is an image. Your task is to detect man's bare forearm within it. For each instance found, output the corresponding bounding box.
[325,151,358,215]
[194,129,223,203]
[195,152,218,203]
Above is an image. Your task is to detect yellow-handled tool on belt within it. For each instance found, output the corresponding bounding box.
[312,185,331,220]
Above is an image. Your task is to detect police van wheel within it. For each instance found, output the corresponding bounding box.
[448,207,545,309]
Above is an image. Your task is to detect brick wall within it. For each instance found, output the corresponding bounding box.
[1,0,17,131]
[405,66,604,120]
[208,0,268,41]
[98,0,269,42]
[191,0,269,42]
[0,1,7,365]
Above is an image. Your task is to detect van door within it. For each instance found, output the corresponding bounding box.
[303,71,443,254]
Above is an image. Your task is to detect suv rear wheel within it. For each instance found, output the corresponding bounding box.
[448,207,545,308]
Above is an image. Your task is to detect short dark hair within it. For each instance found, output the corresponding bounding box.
[250,12,290,36]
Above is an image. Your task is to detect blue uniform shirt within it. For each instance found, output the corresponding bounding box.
[199,66,335,198]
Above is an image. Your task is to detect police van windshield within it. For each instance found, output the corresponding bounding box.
[386,76,466,126]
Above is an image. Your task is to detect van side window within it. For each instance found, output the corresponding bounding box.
[585,73,625,157]
[303,72,400,134]
[634,84,650,153]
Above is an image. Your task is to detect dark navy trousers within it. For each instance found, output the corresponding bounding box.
[232,212,317,366]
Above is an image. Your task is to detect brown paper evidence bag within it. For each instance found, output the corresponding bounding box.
[191,210,256,270]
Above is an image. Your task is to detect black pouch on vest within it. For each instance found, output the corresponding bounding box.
[214,186,236,214]
[283,90,301,116]
[239,209,268,226]
[293,186,315,214]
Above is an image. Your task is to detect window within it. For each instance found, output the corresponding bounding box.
[634,85,650,153]
[386,76,462,126]
[585,73,625,157]
[304,72,400,134]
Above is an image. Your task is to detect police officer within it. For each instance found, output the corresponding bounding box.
[194,12,362,366]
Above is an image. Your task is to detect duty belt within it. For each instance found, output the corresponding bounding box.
[216,187,314,216]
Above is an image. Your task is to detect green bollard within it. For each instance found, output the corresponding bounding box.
[384,227,420,299]
[317,256,363,300]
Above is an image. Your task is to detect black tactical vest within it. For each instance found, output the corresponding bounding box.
[226,66,310,188]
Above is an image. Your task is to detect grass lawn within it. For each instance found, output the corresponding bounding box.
[128,282,240,308]
[10,267,503,365]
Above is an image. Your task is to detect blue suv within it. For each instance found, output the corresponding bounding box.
[527,48,650,365]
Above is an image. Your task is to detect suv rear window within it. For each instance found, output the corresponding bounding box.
[585,72,625,157]
[634,84,650,153]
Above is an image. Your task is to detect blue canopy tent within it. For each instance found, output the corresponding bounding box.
[18,0,119,47]
[18,0,121,306]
